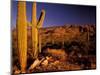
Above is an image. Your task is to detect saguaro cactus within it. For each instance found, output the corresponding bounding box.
[31,2,45,58]
[16,1,27,73]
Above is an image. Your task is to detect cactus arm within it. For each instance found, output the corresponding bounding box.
[16,1,27,73]
[37,9,45,28]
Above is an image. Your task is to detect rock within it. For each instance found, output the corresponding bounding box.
[41,59,48,66]
[28,58,45,70]
[46,56,55,62]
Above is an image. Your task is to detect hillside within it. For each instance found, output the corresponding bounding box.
[12,24,96,74]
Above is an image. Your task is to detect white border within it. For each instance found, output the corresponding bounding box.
[0,0,99,75]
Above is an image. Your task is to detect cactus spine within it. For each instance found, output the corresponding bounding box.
[16,1,27,73]
[31,2,45,58]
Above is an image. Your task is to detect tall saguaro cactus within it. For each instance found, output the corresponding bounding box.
[16,1,45,73]
[31,2,45,58]
[16,1,27,73]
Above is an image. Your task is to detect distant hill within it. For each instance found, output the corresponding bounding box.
[12,24,96,55]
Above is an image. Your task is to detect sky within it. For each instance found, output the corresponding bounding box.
[11,1,96,28]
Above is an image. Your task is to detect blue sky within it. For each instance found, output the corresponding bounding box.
[11,1,96,28]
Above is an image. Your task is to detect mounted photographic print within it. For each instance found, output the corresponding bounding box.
[11,0,96,74]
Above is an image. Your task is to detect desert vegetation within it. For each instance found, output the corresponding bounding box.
[12,24,96,74]
[12,1,96,75]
